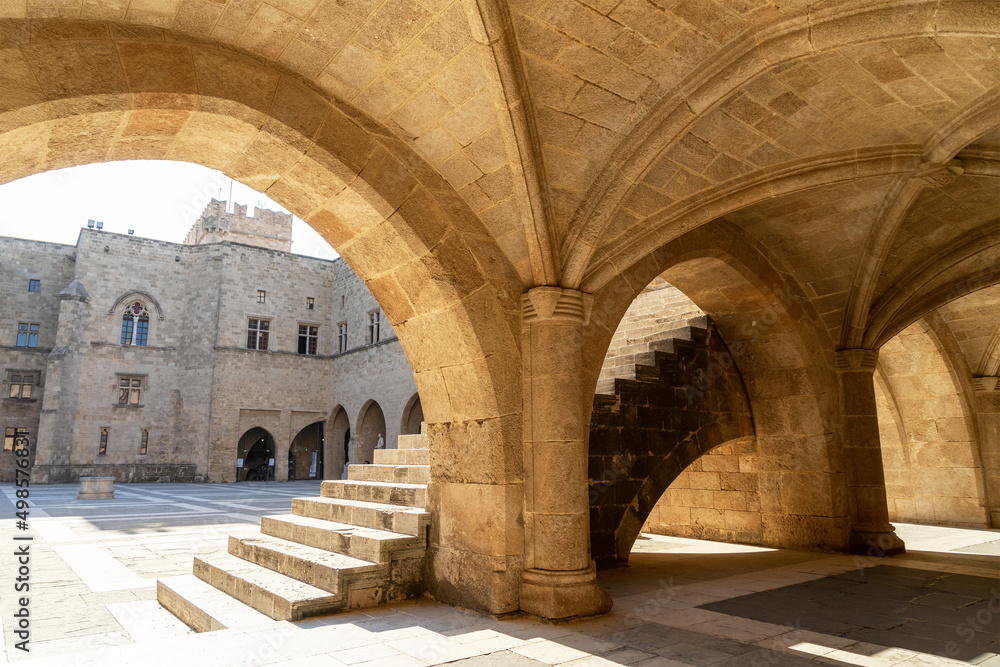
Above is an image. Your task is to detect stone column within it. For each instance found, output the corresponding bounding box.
[519,286,612,619]
[972,378,1000,528]
[836,349,905,555]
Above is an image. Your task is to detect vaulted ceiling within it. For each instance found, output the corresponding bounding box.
[2,0,999,353]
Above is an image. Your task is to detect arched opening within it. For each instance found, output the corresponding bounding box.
[288,422,324,482]
[875,319,989,527]
[585,222,846,565]
[325,407,351,480]
[237,427,274,482]
[356,400,386,465]
[400,393,423,435]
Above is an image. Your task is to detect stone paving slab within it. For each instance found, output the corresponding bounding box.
[1,483,998,665]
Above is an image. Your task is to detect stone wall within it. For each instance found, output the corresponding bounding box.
[0,237,77,479]
[4,215,418,484]
[876,320,988,527]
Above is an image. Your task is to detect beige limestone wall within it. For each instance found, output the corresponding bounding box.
[642,439,763,544]
[876,321,988,527]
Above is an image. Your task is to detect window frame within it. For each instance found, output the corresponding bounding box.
[368,310,381,345]
[337,321,348,353]
[6,371,37,399]
[98,427,109,455]
[306,297,314,310]
[4,427,28,452]
[256,289,266,304]
[116,375,144,406]
[120,301,150,346]
[27,279,39,293]
[139,429,149,455]
[247,318,270,351]
[16,322,39,348]
[298,324,319,355]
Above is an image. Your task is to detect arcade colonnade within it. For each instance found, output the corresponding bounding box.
[2,1,1000,619]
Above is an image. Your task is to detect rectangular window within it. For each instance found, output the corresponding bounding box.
[118,377,142,405]
[337,322,348,353]
[306,297,314,310]
[28,279,39,292]
[298,325,318,355]
[257,290,266,304]
[368,311,381,345]
[139,429,148,455]
[16,323,39,348]
[247,318,270,350]
[4,427,27,452]
[99,428,109,455]
[7,373,34,399]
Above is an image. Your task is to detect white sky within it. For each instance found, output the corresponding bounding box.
[0,160,339,260]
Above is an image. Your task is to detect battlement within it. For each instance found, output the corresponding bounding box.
[184,199,293,252]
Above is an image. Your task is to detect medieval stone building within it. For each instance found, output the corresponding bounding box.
[0,0,999,627]
[0,200,421,484]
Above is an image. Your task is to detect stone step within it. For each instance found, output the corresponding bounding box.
[260,513,425,564]
[320,479,427,508]
[194,551,343,621]
[157,574,273,633]
[348,463,430,484]
[373,448,429,465]
[228,534,379,594]
[398,433,428,449]
[292,496,430,537]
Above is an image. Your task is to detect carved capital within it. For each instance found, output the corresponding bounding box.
[914,159,964,188]
[835,348,878,371]
[522,286,593,325]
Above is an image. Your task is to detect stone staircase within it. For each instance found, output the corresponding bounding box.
[589,305,754,568]
[597,283,705,395]
[158,432,430,630]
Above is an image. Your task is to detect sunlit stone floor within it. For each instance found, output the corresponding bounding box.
[1,483,997,666]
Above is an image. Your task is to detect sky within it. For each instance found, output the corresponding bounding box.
[0,160,339,260]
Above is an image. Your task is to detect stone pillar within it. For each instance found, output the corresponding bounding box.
[972,378,1000,528]
[836,349,905,556]
[519,286,612,619]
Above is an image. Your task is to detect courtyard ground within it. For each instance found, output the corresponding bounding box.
[0,482,996,666]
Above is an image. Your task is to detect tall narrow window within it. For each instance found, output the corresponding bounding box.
[98,428,109,455]
[7,373,34,399]
[121,302,149,346]
[16,323,39,348]
[118,377,142,405]
[247,319,269,350]
[298,325,319,355]
[4,427,27,451]
[28,279,39,292]
[368,311,381,345]
[139,429,149,455]
[337,322,348,353]
[257,290,266,303]
[306,297,314,310]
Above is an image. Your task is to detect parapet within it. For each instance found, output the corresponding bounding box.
[184,199,293,253]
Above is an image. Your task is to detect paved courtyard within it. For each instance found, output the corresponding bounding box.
[0,482,997,666]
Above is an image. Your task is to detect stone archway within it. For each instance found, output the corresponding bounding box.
[237,427,274,482]
[0,22,525,615]
[356,400,387,465]
[401,393,423,436]
[288,422,323,482]
[326,406,351,480]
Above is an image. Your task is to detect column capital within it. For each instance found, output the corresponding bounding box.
[522,286,593,326]
[835,348,878,371]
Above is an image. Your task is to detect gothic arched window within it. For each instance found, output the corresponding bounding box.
[121,302,149,346]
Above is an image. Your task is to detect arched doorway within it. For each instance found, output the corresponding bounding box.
[400,393,423,435]
[356,400,386,465]
[237,427,274,482]
[326,407,351,480]
[288,422,324,481]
